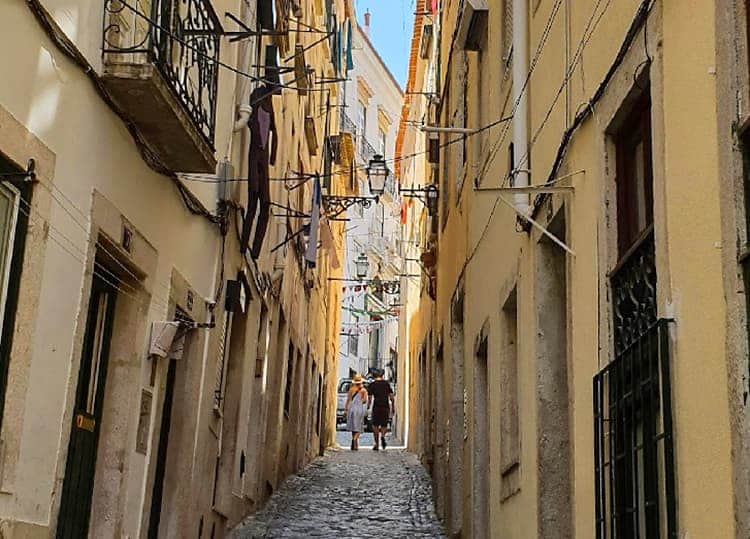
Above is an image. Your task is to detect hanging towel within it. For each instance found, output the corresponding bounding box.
[149,322,188,360]
[346,19,354,72]
[430,0,439,14]
[320,217,340,269]
[305,176,322,267]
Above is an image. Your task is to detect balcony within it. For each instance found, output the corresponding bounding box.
[101,0,220,173]
[338,109,378,166]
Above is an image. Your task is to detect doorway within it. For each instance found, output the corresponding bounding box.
[473,332,489,539]
[148,310,191,539]
[56,272,118,538]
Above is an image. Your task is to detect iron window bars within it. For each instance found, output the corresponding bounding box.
[103,0,221,145]
[594,232,676,539]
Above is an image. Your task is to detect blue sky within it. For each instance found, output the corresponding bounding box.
[354,0,413,88]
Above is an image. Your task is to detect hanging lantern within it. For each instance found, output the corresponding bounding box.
[425,184,439,216]
[355,252,369,280]
[366,154,389,196]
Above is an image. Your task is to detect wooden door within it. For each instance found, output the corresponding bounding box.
[56,273,117,538]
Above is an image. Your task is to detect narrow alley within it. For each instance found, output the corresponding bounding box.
[230,446,446,538]
[4,0,750,536]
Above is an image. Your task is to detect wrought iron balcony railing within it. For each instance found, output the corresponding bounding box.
[340,109,357,135]
[359,136,377,165]
[338,109,380,166]
[103,0,221,145]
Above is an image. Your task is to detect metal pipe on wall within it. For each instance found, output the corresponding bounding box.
[512,0,531,217]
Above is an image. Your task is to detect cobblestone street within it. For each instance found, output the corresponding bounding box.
[230,447,446,538]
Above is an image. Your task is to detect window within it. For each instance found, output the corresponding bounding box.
[594,90,676,538]
[593,319,675,539]
[315,373,323,435]
[357,101,367,155]
[500,287,520,501]
[0,169,28,428]
[214,312,232,410]
[368,327,380,371]
[283,342,295,417]
[255,304,269,378]
[379,129,387,157]
[0,182,19,335]
[615,95,653,256]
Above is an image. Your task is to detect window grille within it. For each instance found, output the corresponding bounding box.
[593,319,676,539]
[594,232,676,538]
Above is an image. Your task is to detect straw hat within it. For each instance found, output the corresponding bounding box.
[352,374,363,385]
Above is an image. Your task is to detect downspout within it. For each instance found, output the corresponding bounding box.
[512,0,531,217]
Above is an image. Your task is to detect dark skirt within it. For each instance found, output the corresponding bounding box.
[372,405,389,427]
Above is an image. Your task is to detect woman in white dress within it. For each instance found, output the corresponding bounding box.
[345,374,368,450]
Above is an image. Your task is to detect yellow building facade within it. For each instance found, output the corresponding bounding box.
[398,0,750,537]
[0,0,352,536]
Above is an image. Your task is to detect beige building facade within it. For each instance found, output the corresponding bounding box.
[398,0,750,537]
[0,0,353,536]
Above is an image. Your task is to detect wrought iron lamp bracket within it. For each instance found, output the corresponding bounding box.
[321,195,379,218]
[326,278,401,295]
[399,187,430,207]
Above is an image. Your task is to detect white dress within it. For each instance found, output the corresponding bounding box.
[346,390,366,433]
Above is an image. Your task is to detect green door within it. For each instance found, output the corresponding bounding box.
[56,273,117,538]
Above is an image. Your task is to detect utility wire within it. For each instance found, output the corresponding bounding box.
[475,0,566,184]
[116,0,332,96]
[16,197,172,313]
[456,0,638,277]
[33,177,176,301]
[26,0,220,226]
[514,0,614,174]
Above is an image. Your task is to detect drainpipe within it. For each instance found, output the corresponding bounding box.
[512,0,531,217]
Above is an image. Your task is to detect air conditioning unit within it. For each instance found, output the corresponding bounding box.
[216,159,235,203]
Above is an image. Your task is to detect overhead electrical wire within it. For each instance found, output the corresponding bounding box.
[116,0,334,96]
[16,197,173,313]
[26,0,220,226]
[34,177,176,302]
[514,0,614,176]
[475,0,567,185]
[457,0,645,274]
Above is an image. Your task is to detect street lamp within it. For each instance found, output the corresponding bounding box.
[425,184,439,216]
[367,154,389,196]
[355,253,369,279]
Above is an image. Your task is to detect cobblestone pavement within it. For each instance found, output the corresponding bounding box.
[229,447,446,538]
[334,429,400,449]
